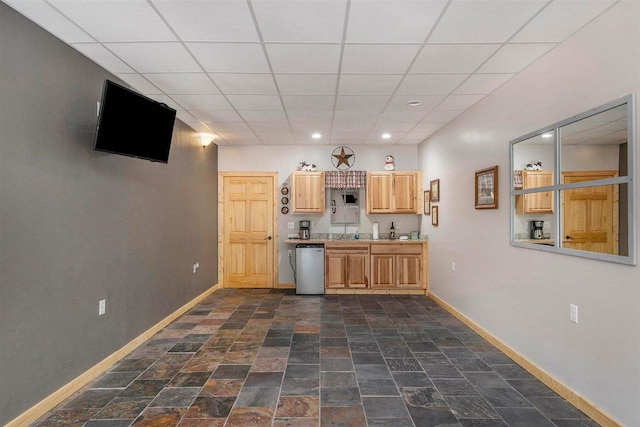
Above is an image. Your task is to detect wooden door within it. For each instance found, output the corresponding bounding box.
[396,254,422,288]
[221,173,276,288]
[393,172,418,213]
[325,253,347,289]
[562,171,618,255]
[371,254,395,288]
[346,253,369,288]
[367,173,393,213]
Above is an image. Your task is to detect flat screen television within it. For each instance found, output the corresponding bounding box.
[94,79,176,163]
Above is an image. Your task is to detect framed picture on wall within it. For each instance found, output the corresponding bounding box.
[431,205,439,226]
[423,190,431,215]
[475,165,498,209]
[430,179,440,202]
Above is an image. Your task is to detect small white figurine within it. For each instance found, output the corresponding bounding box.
[525,161,543,171]
[298,161,317,171]
[384,155,395,171]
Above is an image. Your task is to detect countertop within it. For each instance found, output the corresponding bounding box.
[284,238,428,244]
[515,239,555,245]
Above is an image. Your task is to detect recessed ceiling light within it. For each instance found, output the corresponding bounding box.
[312,132,322,139]
[381,133,391,139]
[541,133,553,138]
[407,100,423,107]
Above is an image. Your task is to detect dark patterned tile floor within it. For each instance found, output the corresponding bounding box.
[33,289,598,427]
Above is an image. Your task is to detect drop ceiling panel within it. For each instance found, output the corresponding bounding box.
[341,44,421,73]
[251,0,347,42]
[437,94,485,110]
[376,111,427,123]
[397,74,468,95]
[115,73,162,94]
[187,43,270,73]
[189,110,243,123]
[143,73,220,95]
[335,96,390,112]
[150,0,259,42]
[346,0,447,43]
[106,42,202,73]
[49,0,176,42]
[3,0,94,42]
[170,94,233,111]
[287,111,334,123]
[275,74,338,95]
[266,44,342,73]
[206,122,251,132]
[282,95,336,111]
[429,0,547,43]
[210,73,277,94]
[411,44,500,73]
[226,95,282,111]
[371,122,419,132]
[478,43,556,73]
[422,109,463,122]
[453,73,514,95]
[338,75,403,95]
[386,95,444,111]
[513,0,616,43]
[238,110,288,122]
[71,43,134,73]
[332,111,378,126]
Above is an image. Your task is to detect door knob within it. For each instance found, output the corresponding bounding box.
[565,235,572,240]
[266,236,272,240]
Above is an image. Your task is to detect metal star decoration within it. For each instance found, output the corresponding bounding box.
[331,146,355,170]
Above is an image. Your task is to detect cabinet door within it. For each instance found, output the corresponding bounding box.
[325,253,346,288]
[371,254,395,288]
[393,172,418,213]
[367,173,393,213]
[517,171,554,214]
[347,253,369,288]
[292,172,325,213]
[396,254,422,288]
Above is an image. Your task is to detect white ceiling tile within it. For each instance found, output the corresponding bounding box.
[238,110,288,122]
[397,138,424,145]
[371,122,418,132]
[453,73,514,95]
[411,122,444,132]
[422,109,463,122]
[249,122,293,132]
[115,74,162,94]
[266,44,342,73]
[106,42,201,73]
[3,0,94,42]
[151,0,259,42]
[478,43,556,73]
[336,96,390,112]
[71,43,134,73]
[275,74,338,95]
[216,131,261,144]
[189,110,243,123]
[207,122,251,132]
[411,44,500,73]
[385,95,444,111]
[338,75,403,95]
[430,0,547,43]
[365,131,407,142]
[252,0,347,42]
[397,74,468,95]
[143,73,220,94]
[187,43,270,73]
[513,0,617,43]
[226,95,282,110]
[288,111,334,123]
[290,124,330,134]
[282,95,335,111]
[211,74,277,94]
[342,44,421,73]
[170,94,232,110]
[346,0,447,43]
[333,111,378,125]
[49,0,176,42]
[437,94,484,110]
[403,131,436,141]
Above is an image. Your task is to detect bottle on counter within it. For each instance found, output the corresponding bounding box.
[354,230,360,240]
[389,222,396,239]
[372,222,379,240]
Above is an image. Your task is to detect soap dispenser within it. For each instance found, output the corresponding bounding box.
[389,222,396,240]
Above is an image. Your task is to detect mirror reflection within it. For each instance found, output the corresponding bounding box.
[512,131,555,189]
[330,189,360,225]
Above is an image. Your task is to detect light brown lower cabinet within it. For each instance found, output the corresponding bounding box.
[325,245,369,289]
[371,244,423,289]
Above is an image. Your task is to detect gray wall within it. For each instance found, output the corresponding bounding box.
[417,1,639,424]
[0,4,218,424]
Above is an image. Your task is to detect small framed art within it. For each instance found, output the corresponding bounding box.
[430,179,440,202]
[431,205,439,226]
[475,165,498,209]
[423,190,431,215]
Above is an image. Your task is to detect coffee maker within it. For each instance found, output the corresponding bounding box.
[530,220,544,240]
[299,220,311,240]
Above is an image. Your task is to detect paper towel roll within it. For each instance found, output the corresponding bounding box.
[372,222,379,240]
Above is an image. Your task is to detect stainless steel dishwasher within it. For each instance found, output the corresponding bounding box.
[295,244,325,295]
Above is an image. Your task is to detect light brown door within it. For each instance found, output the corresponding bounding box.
[562,171,618,255]
[221,173,277,288]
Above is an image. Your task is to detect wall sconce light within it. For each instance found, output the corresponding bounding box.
[199,133,215,148]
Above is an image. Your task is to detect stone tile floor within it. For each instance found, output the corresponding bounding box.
[33,289,597,426]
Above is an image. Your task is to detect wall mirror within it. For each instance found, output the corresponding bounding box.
[330,189,360,225]
[510,95,635,264]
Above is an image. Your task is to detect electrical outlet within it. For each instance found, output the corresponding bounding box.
[288,222,295,229]
[451,262,456,272]
[98,299,106,316]
[192,262,200,274]
[288,250,292,257]
[570,304,578,323]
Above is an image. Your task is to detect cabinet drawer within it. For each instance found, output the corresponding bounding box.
[370,244,422,255]
[326,245,369,254]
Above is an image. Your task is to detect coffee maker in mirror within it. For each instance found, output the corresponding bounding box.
[530,220,544,239]
[299,220,310,240]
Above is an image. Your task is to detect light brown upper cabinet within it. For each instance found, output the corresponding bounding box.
[291,171,325,214]
[516,170,554,214]
[366,171,422,214]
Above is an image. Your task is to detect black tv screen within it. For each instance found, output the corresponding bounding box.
[94,79,176,163]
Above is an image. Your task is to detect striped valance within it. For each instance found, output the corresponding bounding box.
[325,170,367,189]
